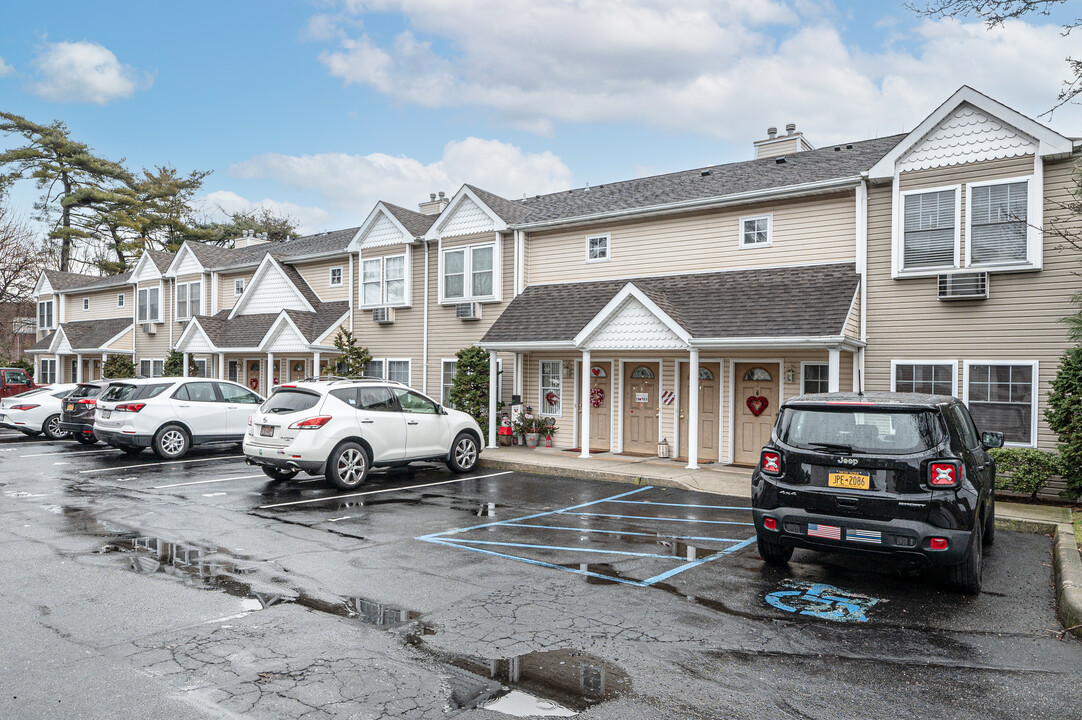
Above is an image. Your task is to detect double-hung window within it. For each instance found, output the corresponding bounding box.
[39,359,56,384]
[968,180,1028,265]
[362,259,382,306]
[138,287,160,323]
[386,359,410,385]
[965,362,1037,446]
[442,360,457,409]
[586,234,610,262]
[740,215,772,248]
[893,362,955,396]
[902,188,957,270]
[384,256,405,305]
[540,360,562,416]
[139,359,164,378]
[176,281,201,320]
[442,244,497,302]
[363,360,383,379]
[37,300,54,330]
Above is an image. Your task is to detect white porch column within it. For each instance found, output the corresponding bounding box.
[852,350,860,392]
[313,351,321,378]
[218,353,225,380]
[182,353,190,378]
[267,352,275,385]
[828,348,841,392]
[579,349,592,459]
[76,353,83,382]
[513,352,523,400]
[487,350,498,449]
[687,348,700,470]
[37,356,43,383]
[101,353,107,381]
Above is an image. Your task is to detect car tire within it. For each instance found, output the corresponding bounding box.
[983,497,995,546]
[446,432,479,473]
[262,466,298,482]
[153,424,190,460]
[328,442,369,490]
[950,521,983,596]
[756,535,793,566]
[74,433,97,445]
[42,414,67,440]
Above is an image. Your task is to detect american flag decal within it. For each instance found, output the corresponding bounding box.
[846,528,882,544]
[807,524,841,540]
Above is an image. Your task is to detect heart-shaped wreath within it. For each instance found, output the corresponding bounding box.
[545,391,560,408]
[746,395,769,417]
[590,387,605,408]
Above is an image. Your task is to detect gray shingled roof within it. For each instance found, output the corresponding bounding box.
[30,318,133,351]
[43,270,101,292]
[466,184,532,225]
[145,249,175,273]
[29,330,55,351]
[285,301,349,342]
[481,263,860,345]
[196,311,279,348]
[202,227,361,270]
[279,263,322,310]
[383,202,437,238]
[73,271,133,292]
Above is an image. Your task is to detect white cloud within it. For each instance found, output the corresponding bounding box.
[30,41,149,105]
[0,56,13,78]
[196,191,331,235]
[314,2,1081,142]
[229,137,573,219]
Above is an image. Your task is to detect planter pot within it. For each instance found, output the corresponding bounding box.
[525,433,539,448]
[498,434,513,446]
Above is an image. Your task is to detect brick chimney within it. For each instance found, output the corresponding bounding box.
[753,123,814,159]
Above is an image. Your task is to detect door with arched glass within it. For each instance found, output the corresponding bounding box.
[734,363,778,465]
[623,362,659,454]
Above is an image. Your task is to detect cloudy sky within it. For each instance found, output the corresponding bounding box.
[0,0,1079,234]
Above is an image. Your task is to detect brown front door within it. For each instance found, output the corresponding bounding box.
[586,362,611,451]
[679,362,721,462]
[624,362,659,454]
[734,363,779,465]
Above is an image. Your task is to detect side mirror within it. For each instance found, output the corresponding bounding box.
[981,431,1004,449]
[437,405,448,415]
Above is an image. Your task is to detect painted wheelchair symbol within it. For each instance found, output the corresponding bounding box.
[766,582,880,623]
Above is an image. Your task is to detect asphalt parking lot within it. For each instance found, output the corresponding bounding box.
[2,429,1081,720]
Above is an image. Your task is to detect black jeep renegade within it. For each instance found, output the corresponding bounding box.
[751,392,1004,595]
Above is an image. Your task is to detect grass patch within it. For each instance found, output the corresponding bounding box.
[1075,510,1082,552]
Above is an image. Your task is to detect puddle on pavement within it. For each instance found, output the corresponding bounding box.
[557,562,624,585]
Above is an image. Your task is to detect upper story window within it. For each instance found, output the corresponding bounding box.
[234,278,245,296]
[586,234,610,262]
[117,293,125,308]
[37,300,54,330]
[902,187,958,270]
[442,243,497,303]
[176,281,201,320]
[82,298,90,311]
[968,179,1029,265]
[740,215,772,248]
[329,266,343,287]
[137,287,160,323]
[361,254,408,308]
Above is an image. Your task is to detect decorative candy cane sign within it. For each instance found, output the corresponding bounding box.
[660,390,675,405]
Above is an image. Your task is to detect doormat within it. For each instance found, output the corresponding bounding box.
[563,448,606,454]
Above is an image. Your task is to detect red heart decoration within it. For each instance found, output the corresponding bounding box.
[746,395,769,417]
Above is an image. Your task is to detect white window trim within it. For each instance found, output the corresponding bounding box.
[738,214,773,249]
[385,358,411,386]
[538,359,563,417]
[961,359,1039,448]
[117,293,125,308]
[329,266,344,287]
[137,286,162,324]
[39,358,57,384]
[892,183,962,278]
[441,358,457,407]
[82,298,90,311]
[963,174,1042,272]
[175,280,202,321]
[439,241,501,304]
[585,233,611,263]
[233,278,245,297]
[38,300,55,330]
[193,358,208,377]
[889,359,959,397]
[359,253,410,309]
[799,361,829,395]
[139,357,165,378]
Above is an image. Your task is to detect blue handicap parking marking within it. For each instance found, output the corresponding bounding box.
[416,485,757,587]
[766,582,881,623]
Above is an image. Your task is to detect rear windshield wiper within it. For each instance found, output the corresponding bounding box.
[804,442,862,454]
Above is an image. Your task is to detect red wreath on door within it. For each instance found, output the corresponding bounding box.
[249,377,258,390]
[746,395,769,417]
[590,387,605,408]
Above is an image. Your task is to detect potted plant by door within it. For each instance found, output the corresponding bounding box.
[543,416,559,447]
[513,415,542,448]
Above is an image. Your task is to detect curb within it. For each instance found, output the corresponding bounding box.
[1051,521,1082,637]
[479,457,669,488]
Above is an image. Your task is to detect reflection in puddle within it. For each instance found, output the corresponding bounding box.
[353,597,421,627]
[656,537,700,560]
[558,562,622,585]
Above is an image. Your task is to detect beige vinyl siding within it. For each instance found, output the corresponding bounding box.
[525,192,856,286]
[63,288,131,323]
[353,244,424,389]
[844,291,860,339]
[106,327,134,352]
[294,256,349,302]
[133,281,174,362]
[218,271,255,311]
[865,156,1079,450]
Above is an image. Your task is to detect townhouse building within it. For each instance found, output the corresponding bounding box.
[26,86,1081,472]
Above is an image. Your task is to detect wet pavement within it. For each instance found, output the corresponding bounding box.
[1,428,1080,719]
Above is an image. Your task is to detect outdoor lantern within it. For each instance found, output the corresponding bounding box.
[784,366,796,383]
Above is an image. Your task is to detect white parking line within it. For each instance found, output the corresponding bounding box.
[258,471,513,510]
[153,474,263,489]
[19,448,115,458]
[80,455,243,474]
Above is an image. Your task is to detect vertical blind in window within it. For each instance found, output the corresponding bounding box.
[895,363,953,396]
[387,360,410,385]
[903,190,955,268]
[970,181,1027,264]
[967,364,1033,444]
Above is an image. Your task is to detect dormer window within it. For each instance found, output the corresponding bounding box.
[967,179,1029,265]
[900,187,959,271]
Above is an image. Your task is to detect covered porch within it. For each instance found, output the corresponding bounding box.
[27,318,134,383]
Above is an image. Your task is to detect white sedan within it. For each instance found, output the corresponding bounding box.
[0,384,79,439]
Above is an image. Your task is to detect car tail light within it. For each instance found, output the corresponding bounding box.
[289,415,332,430]
[763,517,778,531]
[929,537,949,551]
[77,399,97,406]
[10,404,39,411]
[760,450,782,475]
[115,403,146,413]
[929,461,960,488]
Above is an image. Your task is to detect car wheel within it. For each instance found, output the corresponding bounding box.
[756,535,793,566]
[983,497,995,546]
[74,433,97,445]
[446,432,479,473]
[950,521,983,595]
[153,424,190,460]
[262,466,298,482]
[42,414,67,440]
[328,442,369,490]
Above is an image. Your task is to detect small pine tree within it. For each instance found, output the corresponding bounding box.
[332,329,372,378]
[1046,346,1082,499]
[448,346,492,428]
[162,350,197,377]
[102,354,135,379]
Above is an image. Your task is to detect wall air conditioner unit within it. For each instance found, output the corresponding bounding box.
[372,307,395,325]
[142,323,157,335]
[456,302,481,321]
[937,272,988,301]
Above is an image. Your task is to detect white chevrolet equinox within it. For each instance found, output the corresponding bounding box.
[95,378,264,459]
[242,379,484,489]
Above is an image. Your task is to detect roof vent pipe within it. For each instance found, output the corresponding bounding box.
[786,123,797,136]
[767,127,777,140]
